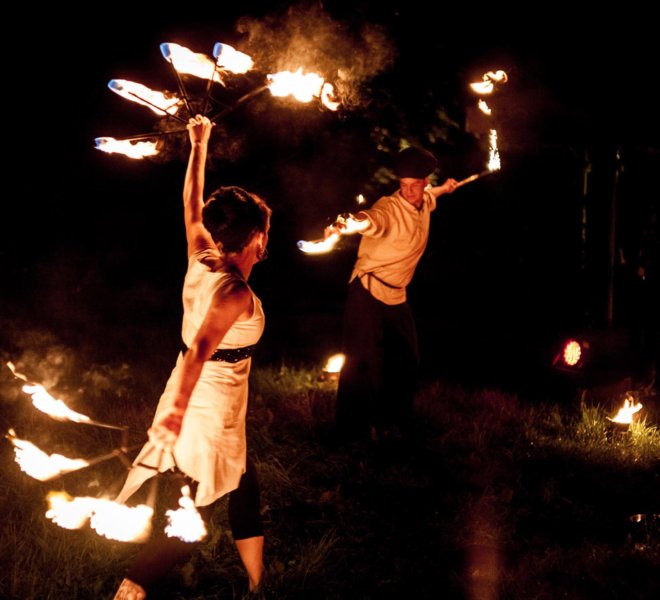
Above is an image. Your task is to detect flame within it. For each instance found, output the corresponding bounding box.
[95,137,159,159]
[323,354,345,373]
[46,491,96,529]
[213,42,254,74]
[469,70,508,95]
[267,68,339,110]
[7,429,89,481]
[608,395,643,425]
[298,213,369,254]
[17,381,91,423]
[297,232,341,254]
[6,363,92,422]
[6,361,27,381]
[165,485,207,542]
[108,79,180,116]
[478,99,492,115]
[485,70,508,83]
[160,43,224,84]
[46,491,153,541]
[320,82,340,111]
[487,129,501,172]
[470,80,494,95]
[356,194,366,205]
[90,501,153,542]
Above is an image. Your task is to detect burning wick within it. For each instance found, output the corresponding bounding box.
[298,213,369,254]
[6,361,127,430]
[46,491,153,542]
[165,485,208,542]
[95,137,159,159]
[107,79,183,120]
[7,429,89,481]
[267,68,339,111]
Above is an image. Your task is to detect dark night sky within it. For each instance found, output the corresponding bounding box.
[3,2,658,382]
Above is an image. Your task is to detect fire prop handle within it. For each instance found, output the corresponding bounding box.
[456,169,498,188]
[111,85,271,143]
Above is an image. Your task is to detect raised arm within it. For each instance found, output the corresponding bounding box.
[427,177,459,200]
[183,114,215,257]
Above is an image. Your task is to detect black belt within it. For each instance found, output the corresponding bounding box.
[181,342,257,363]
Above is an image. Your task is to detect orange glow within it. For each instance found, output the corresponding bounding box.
[356,194,366,205]
[478,99,492,115]
[562,340,582,366]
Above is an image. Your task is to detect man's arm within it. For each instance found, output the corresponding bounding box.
[427,178,459,199]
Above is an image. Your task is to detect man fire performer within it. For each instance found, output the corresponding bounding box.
[113,115,271,599]
[326,147,458,443]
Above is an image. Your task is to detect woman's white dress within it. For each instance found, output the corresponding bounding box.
[116,252,265,507]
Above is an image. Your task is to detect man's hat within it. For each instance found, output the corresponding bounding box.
[394,147,438,179]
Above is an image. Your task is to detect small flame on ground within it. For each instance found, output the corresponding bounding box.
[108,79,180,116]
[324,354,345,373]
[165,485,207,542]
[607,395,643,425]
[95,137,159,159]
[7,429,89,481]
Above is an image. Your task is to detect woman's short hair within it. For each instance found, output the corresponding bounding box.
[202,186,271,254]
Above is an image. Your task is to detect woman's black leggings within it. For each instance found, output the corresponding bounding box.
[126,456,263,591]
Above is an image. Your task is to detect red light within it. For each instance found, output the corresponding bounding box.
[562,340,582,366]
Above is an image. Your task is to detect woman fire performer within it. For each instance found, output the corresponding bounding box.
[113,114,271,599]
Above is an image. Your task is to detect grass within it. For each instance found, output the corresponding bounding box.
[1,324,660,599]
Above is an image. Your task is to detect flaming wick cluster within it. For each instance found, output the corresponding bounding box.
[5,362,206,543]
[96,41,340,159]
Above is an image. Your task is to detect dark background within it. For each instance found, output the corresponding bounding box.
[3,2,658,390]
